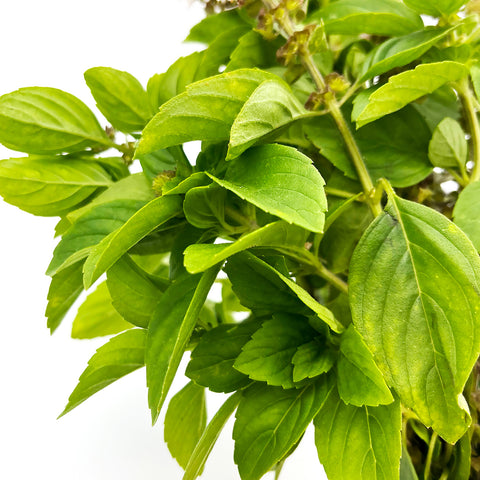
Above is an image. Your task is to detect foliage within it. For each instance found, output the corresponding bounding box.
[2,0,480,479]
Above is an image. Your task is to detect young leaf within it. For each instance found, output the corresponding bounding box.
[349,194,480,443]
[0,157,112,216]
[0,87,110,153]
[46,261,84,333]
[356,62,468,127]
[183,185,227,230]
[226,80,308,160]
[337,325,394,407]
[146,267,219,424]
[314,384,402,480]
[309,0,423,36]
[183,391,242,480]
[184,221,307,274]
[47,199,149,276]
[360,27,457,82]
[84,67,153,132]
[403,0,466,16]
[292,340,336,383]
[428,116,467,168]
[186,320,262,393]
[210,144,327,233]
[164,382,207,470]
[71,282,133,339]
[136,69,275,156]
[233,378,331,480]
[83,195,183,288]
[59,329,146,417]
[106,255,167,328]
[453,181,480,251]
[234,313,317,389]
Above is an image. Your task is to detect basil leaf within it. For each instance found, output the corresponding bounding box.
[428,117,467,168]
[292,340,336,382]
[403,0,466,16]
[454,181,480,252]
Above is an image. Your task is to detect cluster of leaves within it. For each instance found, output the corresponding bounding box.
[3,0,480,479]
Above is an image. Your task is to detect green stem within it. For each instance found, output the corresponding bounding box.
[315,261,349,295]
[424,432,438,480]
[458,78,480,183]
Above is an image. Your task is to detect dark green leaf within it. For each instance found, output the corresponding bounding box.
[164,382,207,470]
[233,378,331,480]
[292,340,336,382]
[349,194,480,443]
[59,329,146,417]
[146,267,219,424]
[428,117,467,168]
[138,148,177,183]
[314,383,402,480]
[0,87,110,154]
[400,446,419,480]
[454,180,480,251]
[84,67,153,132]
[0,157,112,216]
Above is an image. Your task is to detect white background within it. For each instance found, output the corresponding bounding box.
[0,1,326,479]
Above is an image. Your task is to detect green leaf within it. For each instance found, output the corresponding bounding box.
[84,67,153,132]
[164,172,210,196]
[138,148,177,183]
[349,194,480,443]
[136,69,276,156]
[59,329,146,417]
[233,378,331,480]
[184,184,227,230]
[337,325,394,407]
[400,446,419,480]
[146,267,219,424]
[356,62,468,127]
[314,384,402,480]
[210,144,327,232]
[47,199,148,276]
[454,181,480,251]
[183,391,242,480]
[310,0,423,36]
[71,282,133,339]
[0,87,109,154]
[186,10,248,44]
[470,64,480,101]
[428,117,467,168]
[184,221,307,274]
[292,340,336,382]
[83,195,183,288]
[0,157,112,216]
[450,432,471,479]
[360,27,457,82]
[106,255,168,328]
[46,261,84,334]
[164,382,207,470]
[403,0,466,16]
[226,80,308,160]
[186,320,261,393]
[234,313,317,388]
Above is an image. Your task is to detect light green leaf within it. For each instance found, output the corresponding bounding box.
[59,329,146,417]
[46,261,84,334]
[211,144,327,232]
[360,27,456,82]
[164,382,207,470]
[454,181,480,252]
[337,325,394,407]
[47,199,148,276]
[0,87,110,153]
[234,314,317,388]
[106,255,168,328]
[71,282,133,339]
[470,64,480,101]
[0,157,112,216]
[163,172,210,196]
[350,194,480,443]
[356,62,468,127]
[136,69,276,156]
[184,221,307,274]
[146,267,219,424]
[84,67,153,132]
[183,391,242,480]
[226,80,308,160]
[233,378,331,480]
[314,384,402,480]
[186,320,261,393]
[310,0,423,36]
[404,0,466,16]
[292,340,336,382]
[83,195,183,288]
[184,184,227,230]
[428,117,467,168]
